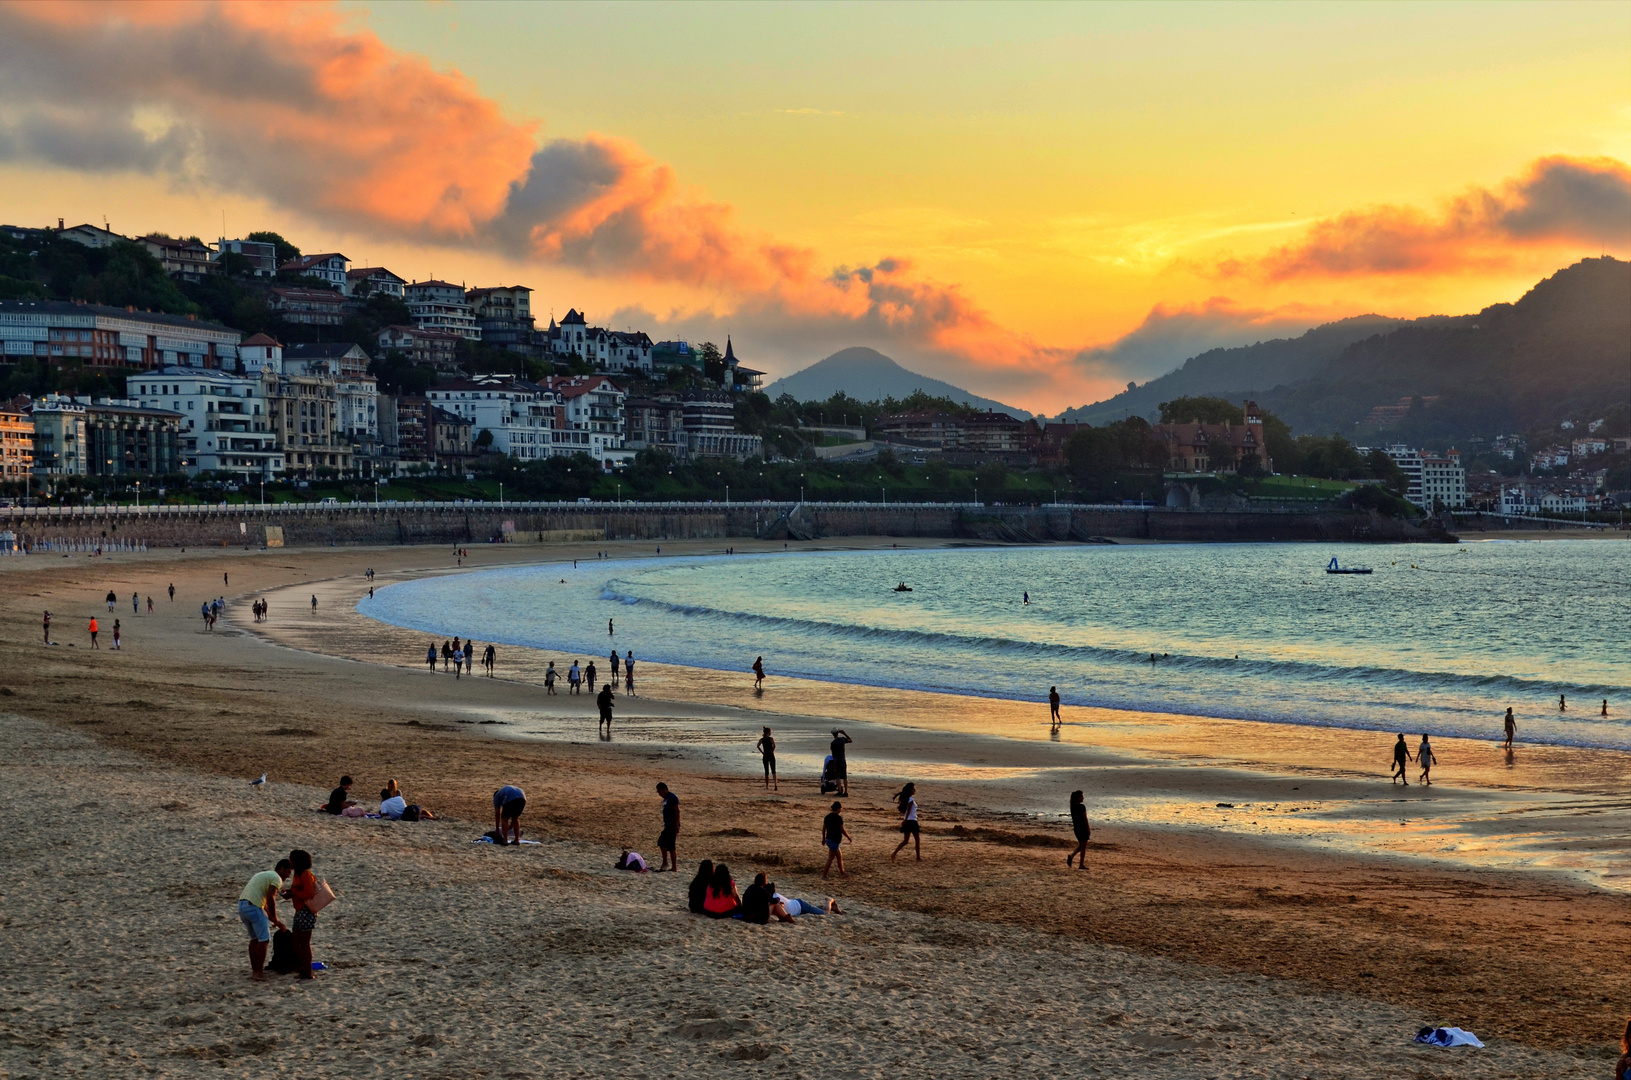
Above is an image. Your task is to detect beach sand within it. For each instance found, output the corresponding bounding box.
[1,538,1625,1077]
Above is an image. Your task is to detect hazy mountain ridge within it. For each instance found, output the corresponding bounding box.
[764,346,1030,418]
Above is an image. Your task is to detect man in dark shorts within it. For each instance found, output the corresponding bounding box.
[829,729,852,797]
[1048,686,1061,726]
[656,783,679,871]
[597,683,615,732]
[822,801,851,879]
[493,785,526,845]
[1391,733,1412,785]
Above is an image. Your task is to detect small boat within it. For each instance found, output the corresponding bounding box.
[894,582,913,592]
[1326,557,1372,575]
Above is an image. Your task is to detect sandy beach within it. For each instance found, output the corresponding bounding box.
[2,538,1626,1077]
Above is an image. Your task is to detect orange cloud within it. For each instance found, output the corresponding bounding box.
[1215,156,1631,281]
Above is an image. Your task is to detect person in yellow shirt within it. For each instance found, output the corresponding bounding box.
[238,859,291,981]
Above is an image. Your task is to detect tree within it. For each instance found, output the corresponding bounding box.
[474,429,495,450]
[1365,448,1409,495]
[700,342,725,384]
[974,460,1008,493]
[1159,396,1244,425]
[1205,438,1236,473]
[246,231,301,265]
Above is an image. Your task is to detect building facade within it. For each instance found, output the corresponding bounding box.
[0,300,242,369]
[424,377,561,461]
[0,401,32,482]
[405,280,479,340]
[548,376,632,466]
[139,236,216,281]
[466,286,535,352]
[1152,401,1272,474]
[624,396,688,457]
[213,237,279,277]
[379,395,430,465]
[680,389,760,461]
[281,253,350,288]
[266,287,346,327]
[126,370,282,478]
[263,371,351,477]
[29,396,87,476]
[1377,445,1467,510]
[376,324,460,371]
[431,407,476,472]
[343,266,406,299]
[82,400,183,477]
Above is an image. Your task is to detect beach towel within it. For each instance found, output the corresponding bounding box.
[1414,1026,1483,1048]
[473,835,540,845]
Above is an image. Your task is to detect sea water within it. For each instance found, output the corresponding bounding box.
[361,540,1631,751]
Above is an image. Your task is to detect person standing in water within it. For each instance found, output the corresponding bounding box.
[752,656,765,690]
[1604,699,1611,717]
[755,727,777,790]
[1559,693,1567,712]
[609,618,614,636]
[1417,734,1438,785]
[1391,733,1412,785]
[1066,790,1091,869]
[1049,686,1061,727]
[1023,591,1029,605]
[1502,708,1515,750]
[891,783,921,862]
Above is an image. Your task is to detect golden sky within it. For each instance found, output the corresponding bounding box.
[0,1,1626,412]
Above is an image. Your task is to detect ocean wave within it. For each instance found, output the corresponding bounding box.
[601,582,1630,699]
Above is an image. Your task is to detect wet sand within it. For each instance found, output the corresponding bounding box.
[1,538,1626,1075]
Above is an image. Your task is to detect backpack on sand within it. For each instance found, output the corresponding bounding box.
[267,929,299,974]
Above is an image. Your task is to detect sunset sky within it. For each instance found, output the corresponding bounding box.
[0,1,1627,413]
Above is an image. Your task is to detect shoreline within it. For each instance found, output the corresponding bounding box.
[2,538,1627,1059]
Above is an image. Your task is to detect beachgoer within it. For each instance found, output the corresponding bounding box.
[822,801,851,878]
[609,618,614,636]
[829,729,852,797]
[741,872,774,924]
[88,617,99,649]
[568,661,581,694]
[452,645,464,679]
[544,661,557,694]
[771,892,842,920]
[368,586,374,599]
[379,788,407,819]
[287,849,319,980]
[484,644,496,676]
[891,783,922,862]
[820,753,836,794]
[1067,790,1091,869]
[384,779,401,800]
[324,776,356,814]
[131,592,138,614]
[1602,699,1610,717]
[146,596,153,614]
[688,860,715,914]
[610,649,620,679]
[1049,686,1061,726]
[1391,733,1412,785]
[42,609,50,644]
[111,619,121,650]
[597,683,615,731]
[426,644,438,672]
[625,651,635,694]
[1023,591,1029,604]
[1615,1017,1631,1080]
[656,783,679,871]
[1559,693,1567,711]
[1502,707,1515,750]
[1418,734,1438,785]
[493,785,526,844]
[585,660,596,690]
[237,858,292,980]
[168,583,175,602]
[616,850,646,871]
[752,655,765,689]
[105,590,116,612]
[701,862,739,918]
[755,727,777,790]
[310,594,317,612]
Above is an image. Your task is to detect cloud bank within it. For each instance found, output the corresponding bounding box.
[1072,298,1330,384]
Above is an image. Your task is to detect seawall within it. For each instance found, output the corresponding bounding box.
[0,500,1452,549]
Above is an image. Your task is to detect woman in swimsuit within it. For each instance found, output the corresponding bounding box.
[755,727,777,790]
[1067,789,1091,869]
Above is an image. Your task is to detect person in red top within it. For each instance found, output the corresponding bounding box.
[88,617,99,648]
[287,849,319,980]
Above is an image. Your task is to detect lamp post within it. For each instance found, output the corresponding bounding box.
[499,482,504,507]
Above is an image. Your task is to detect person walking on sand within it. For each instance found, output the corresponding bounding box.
[585,659,596,691]
[441,640,452,672]
[287,849,320,980]
[1417,734,1438,785]
[1502,708,1515,750]
[131,592,138,614]
[829,729,853,797]
[822,801,851,878]
[625,651,635,695]
[656,783,679,872]
[1049,686,1061,727]
[597,682,615,732]
[610,648,620,683]
[1067,790,1091,869]
[544,661,557,694]
[146,595,153,614]
[1391,733,1412,785]
[42,609,50,645]
[426,643,438,672]
[310,594,317,613]
[493,785,526,845]
[238,858,291,981]
[755,727,777,790]
[105,590,116,612]
[891,783,922,862]
[88,616,99,649]
[224,571,229,587]
[452,644,464,679]
[168,583,175,603]
[484,643,496,677]
[111,619,121,650]
[752,655,765,690]
[569,660,581,694]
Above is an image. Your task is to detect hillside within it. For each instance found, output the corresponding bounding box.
[1060,257,1629,437]
[1058,314,1408,425]
[765,346,1030,418]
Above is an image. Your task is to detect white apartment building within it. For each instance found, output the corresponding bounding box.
[424,377,562,461]
[406,280,480,340]
[1376,444,1466,510]
[127,369,283,478]
[547,375,632,467]
[282,253,350,289]
[546,310,654,374]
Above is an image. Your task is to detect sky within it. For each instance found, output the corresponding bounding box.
[0,0,1627,414]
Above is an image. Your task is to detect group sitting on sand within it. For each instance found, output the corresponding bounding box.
[318,775,435,820]
[687,860,843,923]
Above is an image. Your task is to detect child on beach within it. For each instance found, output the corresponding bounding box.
[891,783,922,862]
[822,801,851,878]
[1417,734,1438,785]
[1067,790,1090,869]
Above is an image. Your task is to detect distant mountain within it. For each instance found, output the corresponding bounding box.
[1057,257,1630,438]
[1057,314,1409,426]
[764,346,1030,418]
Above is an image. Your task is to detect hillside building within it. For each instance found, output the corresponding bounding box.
[1152,401,1272,474]
[0,401,33,482]
[0,300,242,369]
[466,286,535,353]
[405,280,479,340]
[280,253,350,289]
[126,370,282,479]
